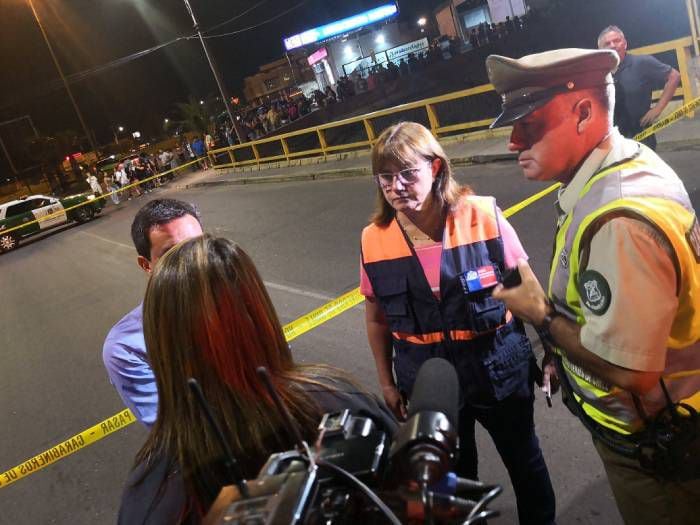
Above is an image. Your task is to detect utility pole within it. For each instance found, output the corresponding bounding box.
[182,0,243,144]
[26,0,98,155]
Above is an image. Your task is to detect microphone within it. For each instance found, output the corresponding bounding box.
[389,358,460,486]
[187,378,249,498]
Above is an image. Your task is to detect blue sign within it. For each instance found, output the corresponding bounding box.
[283,3,398,51]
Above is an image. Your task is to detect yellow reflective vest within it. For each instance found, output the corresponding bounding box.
[548,144,700,435]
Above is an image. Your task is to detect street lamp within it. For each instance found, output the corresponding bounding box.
[417,17,427,26]
[200,99,205,105]
[164,118,169,124]
[112,126,126,145]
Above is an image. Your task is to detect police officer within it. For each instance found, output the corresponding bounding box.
[488,48,700,524]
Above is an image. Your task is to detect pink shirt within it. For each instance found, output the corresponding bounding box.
[360,211,527,298]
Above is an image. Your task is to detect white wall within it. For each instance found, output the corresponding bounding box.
[487,0,527,23]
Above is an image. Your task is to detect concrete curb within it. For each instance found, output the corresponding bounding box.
[183,153,518,189]
[184,167,372,189]
[184,136,699,189]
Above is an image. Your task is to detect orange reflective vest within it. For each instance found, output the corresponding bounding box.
[361,195,534,403]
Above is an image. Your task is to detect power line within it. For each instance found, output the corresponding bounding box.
[196,0,309,39]
[201,0,269,34]
[3,0,308,113]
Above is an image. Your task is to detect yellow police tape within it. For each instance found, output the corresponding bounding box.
[634,95,700,142]
[0,290,364,489]
[0,159,202,238]
[3,97,697,487]
[0,409,135,489]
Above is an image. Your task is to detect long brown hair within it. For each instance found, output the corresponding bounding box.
[135,235,352,516]
[370,122,471,226]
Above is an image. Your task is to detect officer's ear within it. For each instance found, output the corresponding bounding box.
[137,255,153,274]
[574,97,594,134]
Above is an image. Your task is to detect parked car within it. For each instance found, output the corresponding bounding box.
[0,193,104,253]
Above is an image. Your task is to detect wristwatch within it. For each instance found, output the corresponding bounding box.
[535,300,561,348]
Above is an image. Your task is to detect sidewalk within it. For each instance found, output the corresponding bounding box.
[178,111,700,190]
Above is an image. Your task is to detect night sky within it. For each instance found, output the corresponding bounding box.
[0,0,442,146]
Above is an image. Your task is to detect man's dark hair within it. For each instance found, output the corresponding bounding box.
[130,199,202,260]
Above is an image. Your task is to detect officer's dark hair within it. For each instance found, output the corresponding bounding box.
[131,199,202,260]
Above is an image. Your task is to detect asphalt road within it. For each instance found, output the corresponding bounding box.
[1,149,699,524]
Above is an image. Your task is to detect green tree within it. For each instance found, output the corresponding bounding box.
[173,96,212,135]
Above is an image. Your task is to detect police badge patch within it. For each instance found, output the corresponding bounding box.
[687,216,700,262]
[578,270,611,315]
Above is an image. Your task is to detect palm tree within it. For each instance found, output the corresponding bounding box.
[174,96,212,135]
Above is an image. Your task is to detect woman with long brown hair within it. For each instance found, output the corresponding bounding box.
[360,122,555,524]
[118,235,394,524]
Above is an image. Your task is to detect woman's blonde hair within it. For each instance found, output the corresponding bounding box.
[135,235,354,516]
[370,122,471,225]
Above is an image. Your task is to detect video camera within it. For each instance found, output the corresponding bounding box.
[197,359,502,525]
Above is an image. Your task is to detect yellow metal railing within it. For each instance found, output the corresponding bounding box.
[209,37,696,170]
[630,36,695,111]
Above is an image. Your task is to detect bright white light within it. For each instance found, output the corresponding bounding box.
[199,100,204,105]
[375,34,385,44]
[118,126,124,132]
[132,131,141,139]
[164,118,169,123]
[417,17,427,26]
[344,45,353,55]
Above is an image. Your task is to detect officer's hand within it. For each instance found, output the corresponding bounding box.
[493,259,549,326]
[542,351,560,395]
[382,385,407,422]
[640,106,662,127]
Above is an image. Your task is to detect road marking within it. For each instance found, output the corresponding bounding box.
[77,231,132,250]
[79,232,339,303]
[263,281,335,302]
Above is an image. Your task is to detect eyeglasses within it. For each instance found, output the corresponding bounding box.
[374,161,432,188]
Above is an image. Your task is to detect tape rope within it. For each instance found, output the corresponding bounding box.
[3,97,697,487]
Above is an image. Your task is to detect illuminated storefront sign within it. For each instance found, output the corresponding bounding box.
[307,47,328,66]
[386,37,429,62]
[283,3,398,51]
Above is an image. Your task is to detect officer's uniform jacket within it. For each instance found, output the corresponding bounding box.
[549,130,700,434]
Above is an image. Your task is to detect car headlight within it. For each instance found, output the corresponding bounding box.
[86,194,95,200]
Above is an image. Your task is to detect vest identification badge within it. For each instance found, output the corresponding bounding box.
[460,265,498,293]
[687,216,700,262]
[559,249,569,269]
[578,270,611,315]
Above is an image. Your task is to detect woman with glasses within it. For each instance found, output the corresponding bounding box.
[118,235,395,524]
[360,122,556,524]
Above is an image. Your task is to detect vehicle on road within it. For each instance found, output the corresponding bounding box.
[0,193,104,253]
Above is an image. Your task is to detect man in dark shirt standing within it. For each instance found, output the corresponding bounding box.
[598,25,681,150]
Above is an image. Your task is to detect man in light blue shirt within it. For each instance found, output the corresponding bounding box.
[103,199,203,426]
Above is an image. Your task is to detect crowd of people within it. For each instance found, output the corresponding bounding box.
[234,40,465,142]
[468,15,527,48]
[84,134,221,205]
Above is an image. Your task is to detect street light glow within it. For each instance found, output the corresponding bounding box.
[200,99,204,105]
[164,118,169,123]
[417,17,427,26]
[118,126,124,132]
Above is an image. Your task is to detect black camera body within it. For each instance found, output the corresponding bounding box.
[219,409,390,525]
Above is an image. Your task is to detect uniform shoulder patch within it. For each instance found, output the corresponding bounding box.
[687,216,700,262]
[578,270,611,315]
